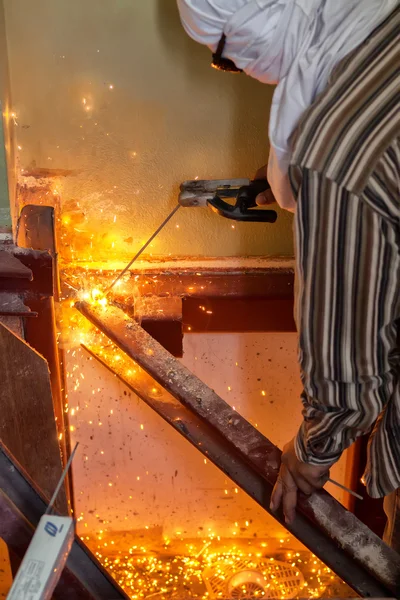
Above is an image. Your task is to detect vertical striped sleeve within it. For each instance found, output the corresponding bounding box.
[292,169,400,482]
[288,6,400,498]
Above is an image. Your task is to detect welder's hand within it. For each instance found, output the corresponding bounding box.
[270,438,330,526]
[254,164,276,206]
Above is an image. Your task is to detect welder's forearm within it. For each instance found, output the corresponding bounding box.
[292,170,399,469]
[294,380,392,466]
[295,421,343,467]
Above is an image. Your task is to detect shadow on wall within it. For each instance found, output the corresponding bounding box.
[155,1,274,176]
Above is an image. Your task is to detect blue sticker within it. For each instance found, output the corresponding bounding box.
[44,522,58,537]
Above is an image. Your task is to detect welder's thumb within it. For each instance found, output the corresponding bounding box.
[256,187,276,206]
[254,164,276,206]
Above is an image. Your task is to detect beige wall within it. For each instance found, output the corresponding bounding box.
[3,0,293,259]
[0,0,13,228]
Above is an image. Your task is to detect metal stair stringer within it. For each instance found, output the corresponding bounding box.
[76,300,400,599]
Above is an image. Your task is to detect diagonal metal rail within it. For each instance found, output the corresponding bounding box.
[76,300,400,598]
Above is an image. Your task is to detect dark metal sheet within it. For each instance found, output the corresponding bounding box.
[0,442,129,600]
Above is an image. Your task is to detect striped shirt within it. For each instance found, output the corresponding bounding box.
[288,6,400,499]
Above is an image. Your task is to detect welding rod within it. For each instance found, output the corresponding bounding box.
[105,204,181,293]
[46,442,79,515]
[328,477,363,501]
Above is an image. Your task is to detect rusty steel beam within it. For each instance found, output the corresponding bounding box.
[76,300,400,598]
[0,293,37,317]
[16,205,61,299]
[0,441,129,600]
[81,341,374,598]
[115,295,184,356]
[182,296,296,333]
[0,250,32,279]
[16,204,73,513]
[62,263,296,341]
[113,269,294,299]
[62,263,294,300]
[0,247,53,295]
[115,296,296,336]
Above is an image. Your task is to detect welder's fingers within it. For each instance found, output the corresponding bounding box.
[271,466,299,525]
[270,476,283,514]
[256,188,276,206]
[253,163,276,205]
[282,480,298,525]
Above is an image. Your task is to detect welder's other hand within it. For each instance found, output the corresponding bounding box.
[253,164,276,206]
[270,438,330,525]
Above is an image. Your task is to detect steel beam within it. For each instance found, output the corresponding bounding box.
[76,300,400,598]
[16,204,72,512]
[62,262,294,300]
[0,247,53,295]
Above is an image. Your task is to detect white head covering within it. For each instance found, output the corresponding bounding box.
[177,0,397,210]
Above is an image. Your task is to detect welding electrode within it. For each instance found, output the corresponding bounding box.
[106,204,181,293]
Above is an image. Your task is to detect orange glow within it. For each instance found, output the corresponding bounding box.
[49,212,348,600]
